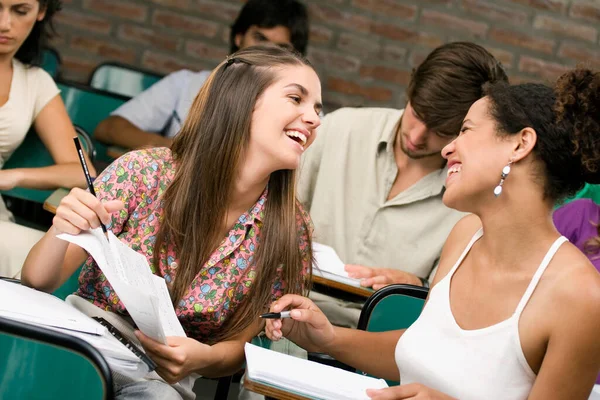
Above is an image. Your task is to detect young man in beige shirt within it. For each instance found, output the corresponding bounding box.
[299,42,509,328]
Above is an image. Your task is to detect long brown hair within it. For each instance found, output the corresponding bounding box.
[153,46,314,342]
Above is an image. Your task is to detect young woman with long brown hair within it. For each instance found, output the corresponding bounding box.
[21,45,322,400]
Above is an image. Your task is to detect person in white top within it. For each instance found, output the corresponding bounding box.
[0,0,94,278]
[264,67,600,400]
[93,0,309,151]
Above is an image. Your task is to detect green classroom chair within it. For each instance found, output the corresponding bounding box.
[557,183,600,208]
[89,62,163,98]
[308,284,428,387]
[0,126,95,205]
[40,47,60,79]
[58,81,130,165]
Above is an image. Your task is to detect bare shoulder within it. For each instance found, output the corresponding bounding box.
[431,214,482,286]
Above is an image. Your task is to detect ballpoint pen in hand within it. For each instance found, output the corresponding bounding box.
[73,137,108,235]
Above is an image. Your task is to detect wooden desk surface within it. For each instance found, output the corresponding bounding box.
[43,188,69,214]
[243,375,312,400]
[312,275,373,298]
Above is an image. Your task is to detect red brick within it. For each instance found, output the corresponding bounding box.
[351,0,417,20]
[460,0,529,25]
[533,15,597,43]
[82,0,148,22]
[308,48,361,73]
[371,23,443,48]
[148,0,192,10]
[141,51,198,75]
[381,44,408,63]
[322,92,368,111]
[360,65,412,85]
[54,9,113,35]
[558,43,600,68]
[569,2,600,24]
[327,77,393,102]
[118,24,181,52]
[409,50,431,68]
[310,25,334,45]
[518,56,572,81]
[488,47,515,69]
[69,36,137,64]
[61,54,98,82]
[420,10,488,39]
[152,10,219,38]
[185,41,229,62]
[505,0,568,13]
[489,27,555,55]
[337,33,380,56]
[192,0,241,22]
[308,4,371,33]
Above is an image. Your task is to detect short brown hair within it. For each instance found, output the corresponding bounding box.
[407,42,508,137]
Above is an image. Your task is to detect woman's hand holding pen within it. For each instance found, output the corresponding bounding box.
[53,187,123,235]
[135,331,212,384]
[264,294,336,353]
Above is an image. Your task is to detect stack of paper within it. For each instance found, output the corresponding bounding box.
[244,343,388,400]
[58,228,186,343]
[0,280,145,377]
[312,242,362,288]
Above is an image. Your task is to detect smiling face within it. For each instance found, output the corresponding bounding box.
[398,102,455,160]
[0,0,45,57]
[247,64,322,172]
[441,97,518,212]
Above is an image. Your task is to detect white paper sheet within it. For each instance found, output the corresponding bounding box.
[57,228,185,343]
[245,343,388,400]
[312,242,362,287]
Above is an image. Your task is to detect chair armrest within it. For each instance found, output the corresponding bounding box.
[307,352,355,372]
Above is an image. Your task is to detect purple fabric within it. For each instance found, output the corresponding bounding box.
[552,198,600,385]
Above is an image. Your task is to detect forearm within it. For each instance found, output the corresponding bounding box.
[197,340,247,378]
[325,327,402,381]
[95,117,172,149]
[9,163,91,190]
[21,226,86,292]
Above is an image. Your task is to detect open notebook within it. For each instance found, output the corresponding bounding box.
[244,343,388,400]
[312,242,362,288]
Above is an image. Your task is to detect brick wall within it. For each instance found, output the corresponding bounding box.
[51,0,600,112]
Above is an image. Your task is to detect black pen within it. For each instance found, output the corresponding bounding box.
[260,311,292,319]
[73,137,107,235]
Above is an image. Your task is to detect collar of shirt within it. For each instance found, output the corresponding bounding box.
[376,109,448,202]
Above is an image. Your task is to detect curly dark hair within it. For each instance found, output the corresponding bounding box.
[484,68,600,202]
[16,0,62,66]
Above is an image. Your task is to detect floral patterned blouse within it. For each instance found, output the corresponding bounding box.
[75,148,312,342]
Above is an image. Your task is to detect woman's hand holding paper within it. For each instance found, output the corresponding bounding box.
[135,331,212,384]
[53,187,123,235]
[264,294,336,353]
[345,264,422,289]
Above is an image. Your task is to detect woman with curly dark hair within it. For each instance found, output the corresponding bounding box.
[0,0,94,279]
[266,68,600,400]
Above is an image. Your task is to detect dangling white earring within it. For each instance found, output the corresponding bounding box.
[493,160,513,197]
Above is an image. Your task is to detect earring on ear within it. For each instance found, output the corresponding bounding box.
[493,160,513,197]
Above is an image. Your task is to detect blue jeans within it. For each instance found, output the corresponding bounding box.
[115,380,183,400]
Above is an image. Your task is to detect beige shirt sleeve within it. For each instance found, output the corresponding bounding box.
[297,111,332,209]
[31,67,60,119]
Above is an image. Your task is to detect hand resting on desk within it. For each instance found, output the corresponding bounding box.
[366,383,457,400]
[345,264,422,290]
[0,169,22,191]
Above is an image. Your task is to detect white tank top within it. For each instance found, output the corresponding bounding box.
[395,229,567,400]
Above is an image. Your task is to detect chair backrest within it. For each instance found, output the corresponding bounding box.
[89,62,163,98]
[558,183,600,208]
[1,126,95,204]
[58,81,130,164]
[0,316,112,400]
[40,47,60,78]
[356,284,428,386]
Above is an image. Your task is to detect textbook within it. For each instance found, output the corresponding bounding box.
[57,227,186,344]
[312,242,363,288]
[244,343,388,400]
[0,279,148,377]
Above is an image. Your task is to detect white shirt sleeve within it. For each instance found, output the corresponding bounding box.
[32,68,60,119]
[110,70,193,134]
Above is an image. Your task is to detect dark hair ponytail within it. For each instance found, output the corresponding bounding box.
[554,68,600,184]
[15,0,62,66]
